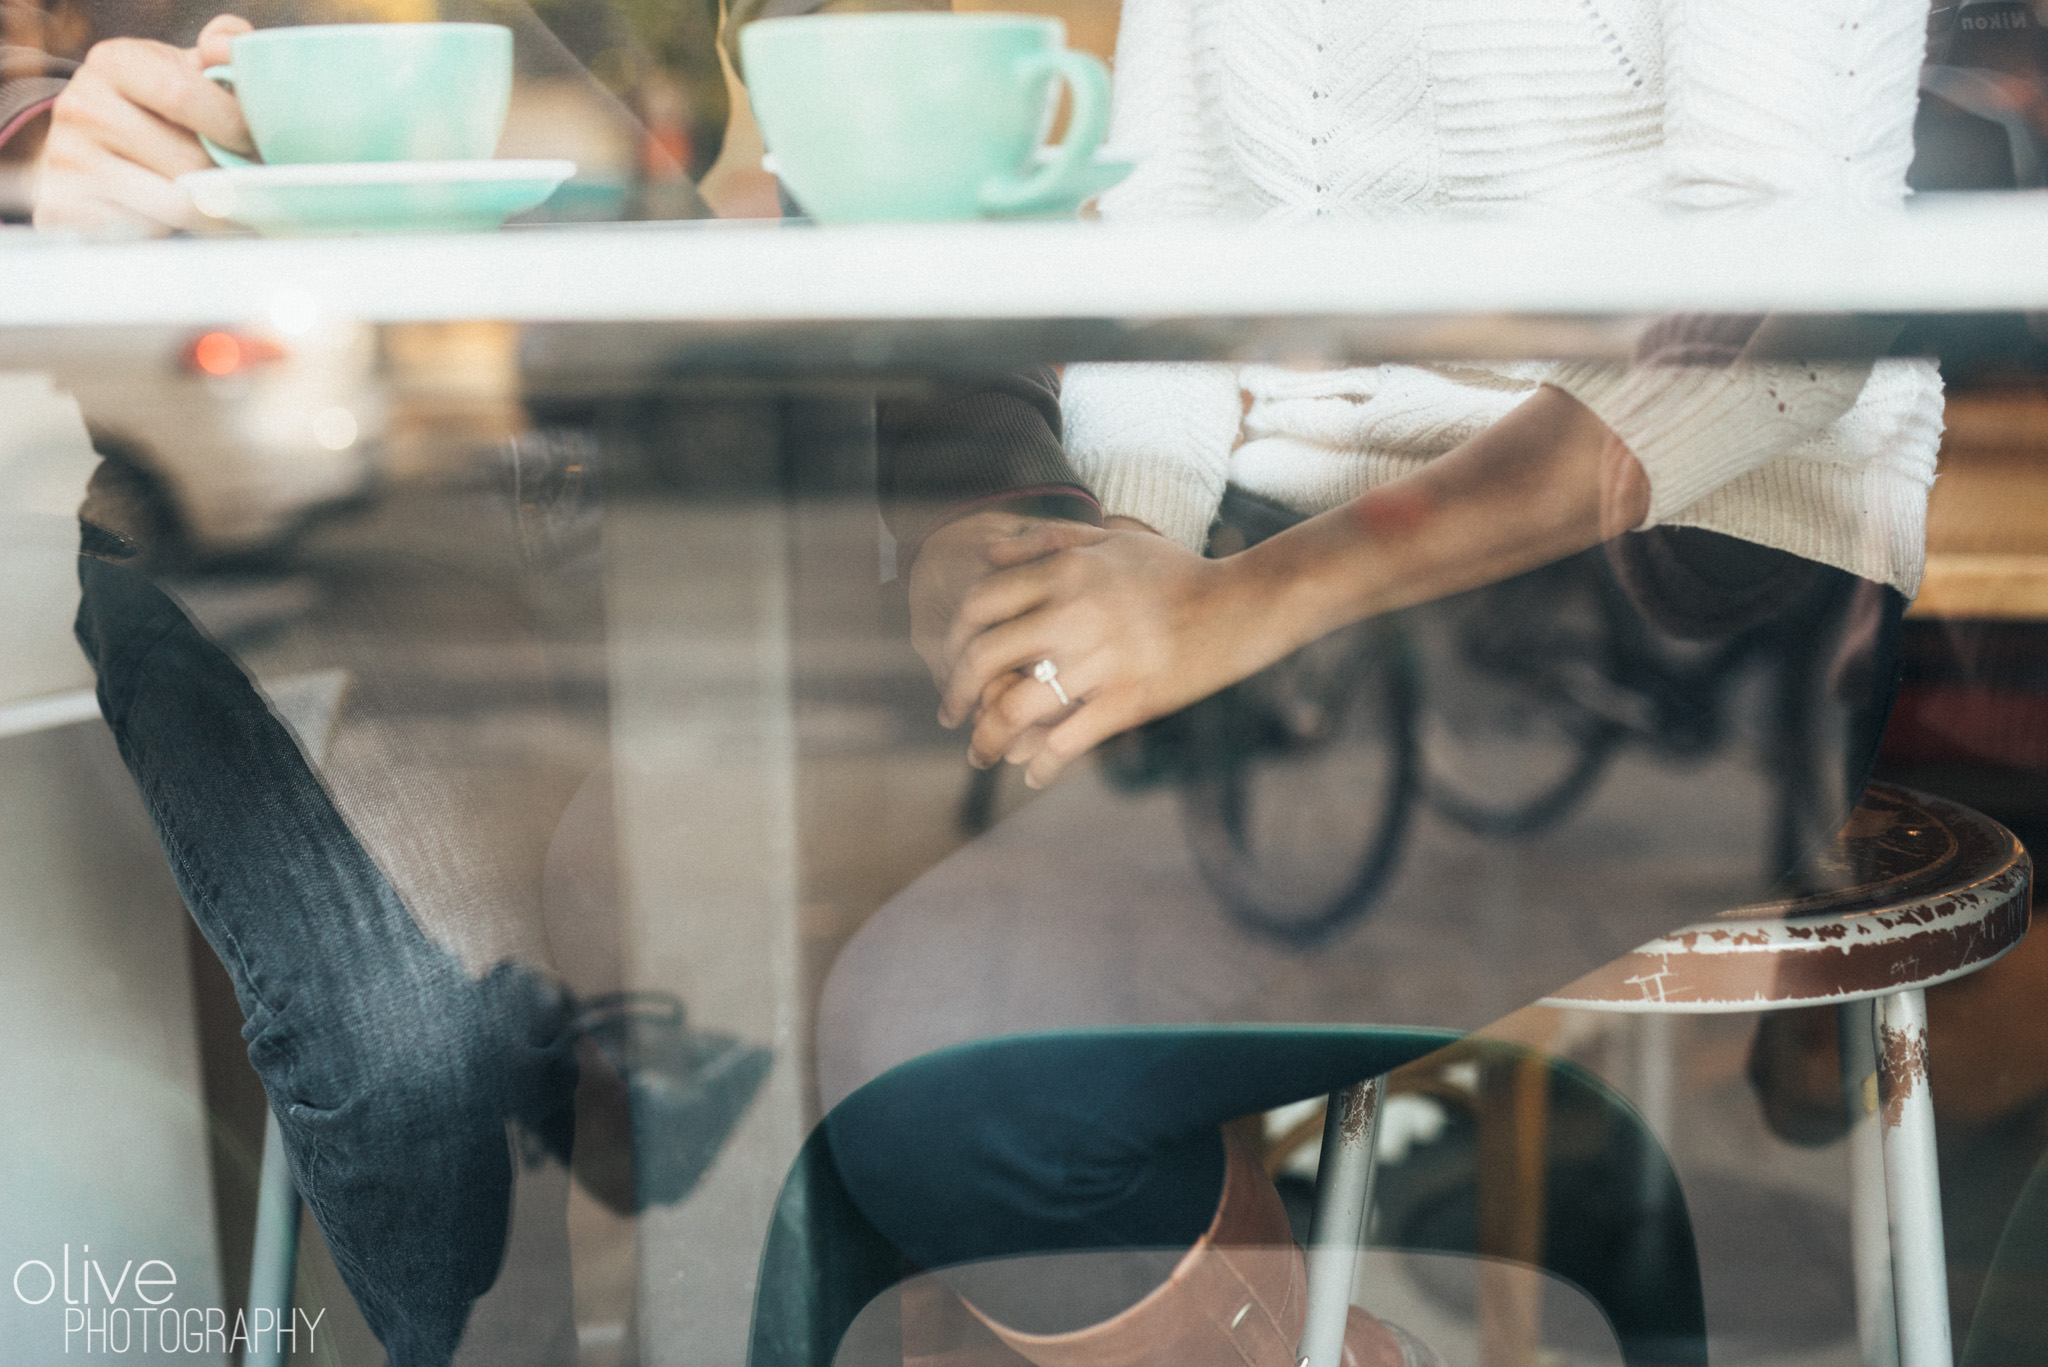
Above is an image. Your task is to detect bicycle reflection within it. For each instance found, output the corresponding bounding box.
[962,527,1898,950]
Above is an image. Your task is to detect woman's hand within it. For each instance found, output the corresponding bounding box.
[34,14,255,236]
[939,521,1298,788]
[906,511,1106,697]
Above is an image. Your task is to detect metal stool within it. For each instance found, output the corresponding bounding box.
[1297,783,2031,1367]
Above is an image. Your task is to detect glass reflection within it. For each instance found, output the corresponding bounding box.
[3,1,2048,1366]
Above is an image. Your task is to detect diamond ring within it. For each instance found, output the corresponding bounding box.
[1033,658,1071,706]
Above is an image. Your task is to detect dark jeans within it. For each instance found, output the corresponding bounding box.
[74,552,579,1367]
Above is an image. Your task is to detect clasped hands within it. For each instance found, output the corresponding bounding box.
[908,510,1292,790]
[904,387,1652,789]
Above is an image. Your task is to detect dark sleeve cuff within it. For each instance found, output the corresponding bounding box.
[0,82,63,154]
[878,365,1102,565]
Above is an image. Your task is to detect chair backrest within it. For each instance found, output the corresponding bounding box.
[747,1031,1706,1367]
[1374,1038,1709,1367]
[1959,1144,2048,1367]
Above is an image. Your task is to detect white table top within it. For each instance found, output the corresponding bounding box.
[3,195,2045,365]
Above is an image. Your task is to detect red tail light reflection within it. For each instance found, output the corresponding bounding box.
[186,332,290,377]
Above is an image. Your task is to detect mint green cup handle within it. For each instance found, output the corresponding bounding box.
[197,65,256,168]
[976,48,1111,217]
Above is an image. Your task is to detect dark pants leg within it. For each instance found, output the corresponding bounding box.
[826,1031,1435,1273]
[75,552,578,1367]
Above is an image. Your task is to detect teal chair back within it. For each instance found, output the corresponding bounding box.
[1960,1144,2048,1367]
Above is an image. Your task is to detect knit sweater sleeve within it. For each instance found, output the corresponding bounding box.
[876,366,1103,574]
[1059,0,1243,553]
[1548,0,1934,525]
[1062,362,1244,551]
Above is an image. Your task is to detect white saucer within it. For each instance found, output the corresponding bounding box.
[759,149,1133,221]
[1017,149,1134,218]
[180,159,577,236]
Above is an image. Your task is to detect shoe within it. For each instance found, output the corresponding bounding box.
[570,991,773,1215]
[951,1128,1438,1367]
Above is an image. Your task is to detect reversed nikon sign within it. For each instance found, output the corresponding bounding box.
[1938,0,2040,70]
[1954,0,2033,30]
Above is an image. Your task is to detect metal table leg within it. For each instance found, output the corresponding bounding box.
[246,1108,301,1367]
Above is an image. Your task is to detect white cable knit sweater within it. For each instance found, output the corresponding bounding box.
[1062,0,1944,596]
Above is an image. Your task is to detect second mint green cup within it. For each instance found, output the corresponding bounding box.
[740,13,1111,223]
[201,23,512,167]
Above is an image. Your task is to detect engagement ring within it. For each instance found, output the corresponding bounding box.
[1033,658,1071,707]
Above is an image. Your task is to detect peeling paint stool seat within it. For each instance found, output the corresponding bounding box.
[1535,783,2030,1367]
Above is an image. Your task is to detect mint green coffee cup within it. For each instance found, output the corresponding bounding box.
[201,23,512,167]
[740,13,1111,223]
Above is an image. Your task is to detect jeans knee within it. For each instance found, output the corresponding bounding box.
[824,1043,1179,1270]
[824,1044,1088,1220]
[823,1063,976,1252]
[251,954,574,1168]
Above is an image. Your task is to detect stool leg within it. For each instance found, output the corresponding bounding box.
[1633,1013,1678,1151]
[1841,999,1901,1367]
[1874,990,1952,1367]
[1300,1078,1383,1367]
[1477,1049,1550,1367]
[245,1108,301,1367]
[1632,1014,1679,1250]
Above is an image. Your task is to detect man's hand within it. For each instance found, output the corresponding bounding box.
[939,523,1286,788]
[906,510,1107,696]
[33,14,254,235]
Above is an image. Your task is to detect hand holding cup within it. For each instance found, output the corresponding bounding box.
[34,14,254,235]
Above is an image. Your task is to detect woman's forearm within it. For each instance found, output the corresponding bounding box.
[934,387,1649,785]
[1231,385,1648,658]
